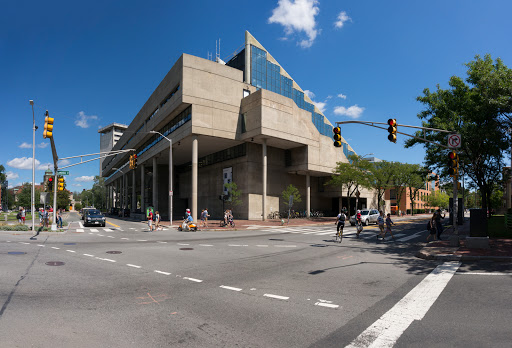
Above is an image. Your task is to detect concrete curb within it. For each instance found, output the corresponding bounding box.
[416,250,512,262]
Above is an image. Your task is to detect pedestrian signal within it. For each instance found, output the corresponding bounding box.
[332,127,342,147]
[43,111,54,139]
[387,118,397,143]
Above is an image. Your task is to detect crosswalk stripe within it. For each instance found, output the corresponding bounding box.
[76,229,84,232]
[90,229,99,232]
[397,233,422,242]
[103,228,113,232]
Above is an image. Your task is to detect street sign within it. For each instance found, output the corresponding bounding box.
[40,192,49,204]
[169,191,173,196]
[448,134,461,149]
[57,170,69,175]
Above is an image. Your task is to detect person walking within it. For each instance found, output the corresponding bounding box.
[381,213,395,241]
[200,209,205,228]
[377,210,385,240]
[148,209,154,232]
[355,210,363,238]
[426,212,437,242]
[20,208,26,225]
[204,208,210,228]
[154,211,161,230]
[57,209,63,228]
[434,209,445,240]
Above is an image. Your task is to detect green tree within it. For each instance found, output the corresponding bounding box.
[426,191,449,210]
[224,182,243,211]
[368,161,397,211]
[16,183,42,209]
[327,154,373,215]
[281,184,302,209]
[390,162,410,215]
[57,190,71,210]
[404,164,429,215]
[74,202,83,211]
[405,54,512,218]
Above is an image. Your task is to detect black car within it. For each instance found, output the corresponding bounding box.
[84,209,106,227]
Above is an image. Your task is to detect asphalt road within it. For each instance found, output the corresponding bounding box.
[1,212,510,347]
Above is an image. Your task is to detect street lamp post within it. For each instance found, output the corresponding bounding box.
[150,131,172,226]
[29,100,36,232]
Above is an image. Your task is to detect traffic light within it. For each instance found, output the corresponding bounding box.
[129,154,133,169]
[448,151,459,176]
[332,127,342,147]
[387,118,397,143]
[132,154,137,169]
[48,177,53,191]
[43,111,54,139]
[58,176,65,191]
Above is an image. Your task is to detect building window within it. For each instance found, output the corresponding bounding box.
[390,189,396,200]
[160,84,180,108]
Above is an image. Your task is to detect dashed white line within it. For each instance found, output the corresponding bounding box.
[51,247,60,249]
[264,294,289,300]
[121,238,129,240]
[76,229,84,232]
[83,254,94,257]
[66,250,76,253]
[199,244,213,247]
[107,236,115,238]
[98,234,104,236]
[90,229,99,232]
[102,258,116,262]
[183,277,203,283]
[275,245,297,248]
[220,285,242,292]
[127,264,141,268]
[256,245,269,247]
[154,270,171,275]
[103,228,113,232]
[38,244,45,247]
[19,242,30,244]
[458,272,510,276]
[228,244,248,247]
[177,243,190,246]
[315,302,339,309]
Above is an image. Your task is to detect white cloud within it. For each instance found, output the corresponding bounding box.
[72,183,82,187]
[7,157,38,170]
[75,111,98,128]
[6,171,19,180]
[333,105,365,119]
[59,159,71,166]
[75,176,95,182]
[37,142,49,148]
[19,142,32,149]
[334,11,351,29]
[337,93,347,99]
[304,90,315,99]
[37,163,52,170]
[268,0,320,48]
[8,182,22,189]
[314,101,327,113]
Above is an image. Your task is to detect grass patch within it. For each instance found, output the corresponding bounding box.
[487,215,512,238]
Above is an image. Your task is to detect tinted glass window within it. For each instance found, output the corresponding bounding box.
[361,211,369,215]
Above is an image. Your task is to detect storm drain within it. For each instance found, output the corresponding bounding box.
[179,248,194,251]
[45,261,65,266]
[8,252,26,255]
[106,251,122,254]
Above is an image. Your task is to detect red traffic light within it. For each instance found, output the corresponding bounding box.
[48,177,53,182]
[448,151,457,160]
[388,118,396,127]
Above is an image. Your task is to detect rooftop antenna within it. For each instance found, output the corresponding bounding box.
[215,38,226,65]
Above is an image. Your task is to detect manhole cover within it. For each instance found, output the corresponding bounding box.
[179,248,194,251]
[8,252,26,255]
[64,243,76,245]
[106,251,122,254]
[45,261,65,266]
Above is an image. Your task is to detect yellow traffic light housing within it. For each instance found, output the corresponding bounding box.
[43,111,54,139]
[133,154,137,169]
[448,151,459,176]
[58,176,65,191]
[387,118,397,143]
[332,127,342,147]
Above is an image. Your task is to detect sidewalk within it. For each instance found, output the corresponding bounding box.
[416,219,512,262]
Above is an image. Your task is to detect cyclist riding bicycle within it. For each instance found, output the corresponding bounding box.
[355,210,363,238]
[335,210,346,242]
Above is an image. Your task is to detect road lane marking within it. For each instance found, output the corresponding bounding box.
[127,264,141,268]
[83,254,94,257]
[256,245,269,247]
[156,241,167,243]
[51,247,60,249]
[107,236,115,238]
[103,228,113,232]
[228,244,248,247]
[457,272,510,276]
[106,221,120,228]
[19,242,30,244]
[154,270,171,275]
[90,229,99,232]
[345,261,461,348]
[275,245,297,248]
[121,238,129,240]
[199,244,213,247]
[66,250,76,253]
[38,244,45,247]
[177,243,189,246]
[137,240,147,242]
[98,234,104,236]
[78,221,83,228]
[315,302,339,309]
[183,277,203,283]
[264,294,289,300]
[220,285,242,291]
[396,232,422,242]
[76,229,84,232]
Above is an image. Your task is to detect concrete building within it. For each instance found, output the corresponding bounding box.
[98,123,128,175]
[101,31,377,221]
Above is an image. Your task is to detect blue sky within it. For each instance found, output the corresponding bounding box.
[2,0,511,190]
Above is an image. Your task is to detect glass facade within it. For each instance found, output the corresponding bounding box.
[250,45,333,138]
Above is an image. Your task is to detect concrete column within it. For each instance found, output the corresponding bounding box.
[123,174,127,210]
[306,173,311,218]
[140,164,145,214]
[191,135,198,223]
[152,157,158,211]
[244,31,251,84]
[262,138,267,221]
[131,170,136,212]
[119,177,123,209]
